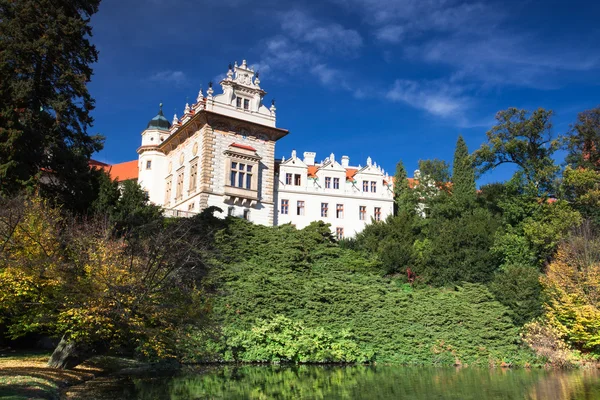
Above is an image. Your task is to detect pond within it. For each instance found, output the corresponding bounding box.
[69,365,600,399]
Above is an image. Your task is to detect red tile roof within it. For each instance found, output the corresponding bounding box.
[345,168,358,181]
[230,143,257,152]
[103,160,138,182]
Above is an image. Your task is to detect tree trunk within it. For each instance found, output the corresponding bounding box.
[47,336,93,369]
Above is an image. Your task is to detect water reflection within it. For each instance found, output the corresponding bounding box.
[81,365,600,399]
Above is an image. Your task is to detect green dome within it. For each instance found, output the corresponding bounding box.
[146,104,171,131]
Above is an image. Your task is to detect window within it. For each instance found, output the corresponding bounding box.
[371,181,377,193]
[176,169,184,200]
[374,207,381,222]
[146,160,152,170]
[325,177,331,189]
[336,204,344,219]
[336,227,344,240]
[294,174,301,186]
[243,209,250,220]
[164,178,172,205]
[281,199,289,214]
[228,206,235,216]
[243,99,249,110]
[321,203,328,218]
[297,200,305,216]
[363,180,369,192]
[333,177,340,189]
[286,173,292,185]
[230,162,252,189]
[189,162,198,192]
[359,206,366,220]
[236,98,242,108]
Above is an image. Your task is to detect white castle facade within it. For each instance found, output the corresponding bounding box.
[126,60,394,238]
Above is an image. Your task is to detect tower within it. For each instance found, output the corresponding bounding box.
[137,104,171,204]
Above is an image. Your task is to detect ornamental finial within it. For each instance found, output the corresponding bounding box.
[197,87,203,102]
[172,113,178,125]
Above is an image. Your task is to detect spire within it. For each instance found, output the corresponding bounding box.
[184,102,190,114]
[207,81,214,98]
[254,71,261,87]
[172,113,178,125]
[196,87,203,102]
[367,157,372,167]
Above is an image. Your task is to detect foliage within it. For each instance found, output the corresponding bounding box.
[222,315,373,363]
[353,212,420,275]
[474,108,561,196]
[560,166,600,227]
[393,160,418,216]
[0,0,104,211]
[492,194,582,269]
[522,321,579,368]
[181,219,536,366]
[566,106,600,171]
[541,225,600,355]
[0,195,213,366]
[489,264,544,326]
[417,207,500,285]
[418,159,450,185]
[90,175,163,236]
[452,135,476,208]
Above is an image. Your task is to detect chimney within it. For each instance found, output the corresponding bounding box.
[341,155,349,168]
[303,152,316,165]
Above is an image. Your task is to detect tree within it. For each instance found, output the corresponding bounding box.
[489,264,544,326]
[474,108,561,196]
[452,136,476,207]
[0,195,214,369]
[417,207,500,286]
[0,0,104,210]
[541,223,600,355]
[393,160,418,216]
[560,166,600,227]
[418,159,450,186]
[566,106,600,171]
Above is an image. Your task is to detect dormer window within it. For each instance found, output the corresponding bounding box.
[235,97,250,110]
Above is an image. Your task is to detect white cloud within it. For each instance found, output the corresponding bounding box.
[386,79,469,118]
[149,70,188,86]
[280,10,363,55]
[375,25,405,43]
[311,64,338,85]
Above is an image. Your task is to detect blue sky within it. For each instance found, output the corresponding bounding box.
[89,0,600,185]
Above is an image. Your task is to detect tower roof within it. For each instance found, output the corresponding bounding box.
[146,104,171,131]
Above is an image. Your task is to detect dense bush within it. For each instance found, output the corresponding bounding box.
[180,219,536,366]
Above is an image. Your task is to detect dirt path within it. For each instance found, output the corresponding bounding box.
[0,351,143,400]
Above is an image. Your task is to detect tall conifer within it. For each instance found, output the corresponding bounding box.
[452,135,476,206]
[393,160,417,215]
[0,0,104,210]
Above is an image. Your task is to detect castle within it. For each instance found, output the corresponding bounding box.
[106,60,394,238]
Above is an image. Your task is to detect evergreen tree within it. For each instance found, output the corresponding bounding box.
[0,0,104,210]
[452,135,476,207]
[393,160,418,216]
